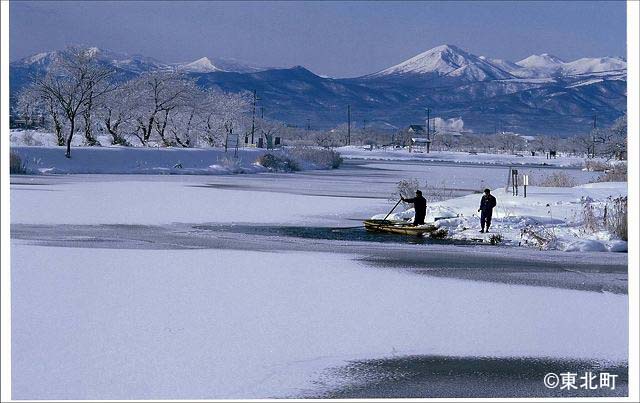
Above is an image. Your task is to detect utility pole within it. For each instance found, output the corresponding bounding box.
[250,89,257,144]
[591,113,597,158]
[426,107,431,153]
[261,106,264,119]
[426,108,430,139]
[347,104,351,146]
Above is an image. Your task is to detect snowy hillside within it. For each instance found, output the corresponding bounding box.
[10,47,169,74]
[563,56,627,75]
[509,53,626,78]
[369,44,514,81]
[177,57,222,73]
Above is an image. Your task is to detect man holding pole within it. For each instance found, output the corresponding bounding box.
[401,190,427,226]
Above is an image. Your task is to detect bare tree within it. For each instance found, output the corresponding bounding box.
[128,72,193,146]
[569,133,595,157]
[603,115,627,160]
[31,47,116,157]
[494,132,526,154]
[168,89,202,148]
[15,88,41,128]
[256,118,283,149]
[212,91,251,151]
[97,84,135,146]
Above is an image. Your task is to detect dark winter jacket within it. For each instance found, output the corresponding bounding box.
[404,195,427,224]
[479,194,497,213]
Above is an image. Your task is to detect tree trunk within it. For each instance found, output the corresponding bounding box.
[65,120,75,158]
[54,122,64,146]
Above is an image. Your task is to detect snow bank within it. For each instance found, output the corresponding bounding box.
[374,182,628,252]
[338,145,595,168]
[10,145,340,175]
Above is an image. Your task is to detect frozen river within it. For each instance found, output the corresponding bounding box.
[10,159,627,399]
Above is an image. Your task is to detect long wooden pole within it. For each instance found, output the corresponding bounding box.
[383,198,403,222]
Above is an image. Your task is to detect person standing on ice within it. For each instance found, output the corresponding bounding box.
[478,188,497,233]
[401,190,427,226]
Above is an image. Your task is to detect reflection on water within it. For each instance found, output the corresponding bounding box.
[192,224,483,246]
[311,355,628,398]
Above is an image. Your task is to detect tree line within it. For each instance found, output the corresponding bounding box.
[15,47,279,158]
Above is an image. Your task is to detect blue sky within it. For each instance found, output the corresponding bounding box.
[10,1,626,77]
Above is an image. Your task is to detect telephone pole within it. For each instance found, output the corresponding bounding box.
[591,113,598,158]
[347,104,351,146]
[426,108,430,139]
[250,89,257,144]
[425,107,431,153]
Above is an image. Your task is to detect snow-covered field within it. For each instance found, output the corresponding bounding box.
[10,130,607,176]
[337,145,596,168]
[10,131,340,175]
[375,182,628,253]
[11,144,271,175]
[11,244,627,399]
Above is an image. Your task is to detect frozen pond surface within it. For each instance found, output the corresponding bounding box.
[10,159,626,399]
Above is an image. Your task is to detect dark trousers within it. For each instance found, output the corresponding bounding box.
[480,211,492,230]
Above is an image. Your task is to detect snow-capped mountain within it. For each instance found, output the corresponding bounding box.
[479,56,521,73]
[175,56,276,73]
[11,47,276,76]
[369,44,514,81]
[9,45,627,135]
[10,47,169,74]
[517,53,565,69]
[506,53,626,78]
[562,56,627,75]
[176,57,221,73]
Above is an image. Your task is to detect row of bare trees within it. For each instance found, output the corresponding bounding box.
[17,47,284,158]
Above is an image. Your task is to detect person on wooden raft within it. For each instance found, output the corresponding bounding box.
[478,188,497,233]
[401,190,427,226]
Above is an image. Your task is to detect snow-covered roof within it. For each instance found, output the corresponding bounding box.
[411,137,430,143]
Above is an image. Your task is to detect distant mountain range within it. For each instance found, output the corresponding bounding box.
[10,44,627,135]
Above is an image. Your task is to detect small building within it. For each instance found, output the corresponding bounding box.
[410,136,431,153]
[407,125,431,153]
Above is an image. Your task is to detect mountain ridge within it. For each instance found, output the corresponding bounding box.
[9,45,627,136]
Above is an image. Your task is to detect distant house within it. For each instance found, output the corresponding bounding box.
[411,137,430,146]
[407,125,431,152]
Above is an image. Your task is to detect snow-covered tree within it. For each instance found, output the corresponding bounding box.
[31,47,116,157]
[208,91,251,151]
[167,83,203,148]
[493,132,526,154]
[96,84,136,146]
[128,71,195,146]
[604,115,627,160]
[256,118,284,149]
